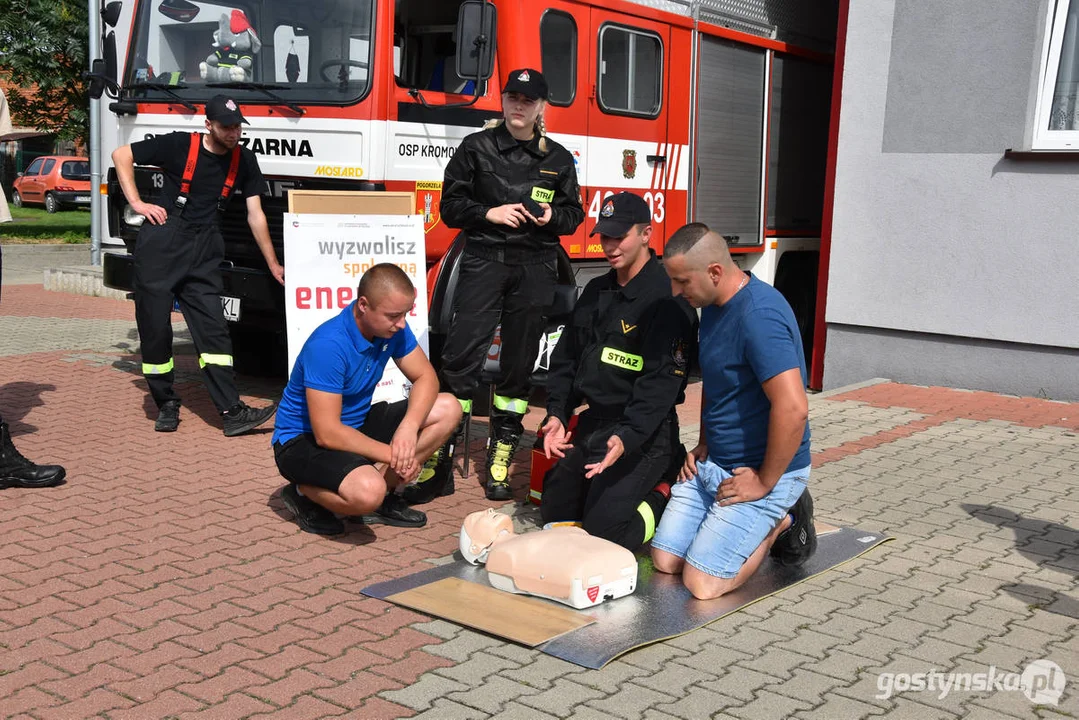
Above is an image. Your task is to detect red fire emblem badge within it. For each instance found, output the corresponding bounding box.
[622,149,637,180]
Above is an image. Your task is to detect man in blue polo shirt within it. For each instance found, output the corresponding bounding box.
[653,223,815,600]
[272,264,461,535]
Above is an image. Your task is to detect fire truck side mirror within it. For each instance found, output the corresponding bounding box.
[88,59,107,100]
[104,31,118,89]
[455,0,497,82]
[101,1,122,28]
[88,31,119,101]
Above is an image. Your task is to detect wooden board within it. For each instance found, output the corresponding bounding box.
[286,190,415,215]
[386,577,596,647]
[816,521,841,536]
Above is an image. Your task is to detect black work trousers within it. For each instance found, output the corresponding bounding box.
[540,412,683,549]
[440,251,556,439]
[133,217,239,413]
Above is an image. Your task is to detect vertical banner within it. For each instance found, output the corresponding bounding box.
[283,213,428,405]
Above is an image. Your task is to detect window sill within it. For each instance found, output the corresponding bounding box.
[1003,148,1079,160]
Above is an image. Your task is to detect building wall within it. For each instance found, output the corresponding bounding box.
[824,0,1079,400]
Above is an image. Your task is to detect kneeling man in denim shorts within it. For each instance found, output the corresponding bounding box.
[655,224,816,599]
[272,264,461,535]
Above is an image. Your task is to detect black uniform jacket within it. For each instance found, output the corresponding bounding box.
[545,253,698,454]
[440,122,584,264]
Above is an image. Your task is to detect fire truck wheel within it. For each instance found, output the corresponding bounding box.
[773,250,818,371]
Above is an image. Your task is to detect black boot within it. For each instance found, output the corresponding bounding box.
[771,489,817,566]
[401,437,456,505]
[484,431,520,501]
[0,422,66,489]
[485,408,525,500]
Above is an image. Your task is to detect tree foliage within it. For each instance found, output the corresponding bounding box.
[0,0,90,145]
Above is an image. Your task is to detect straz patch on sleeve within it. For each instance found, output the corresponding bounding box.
[531,186,555,203]
[601,347,644,372]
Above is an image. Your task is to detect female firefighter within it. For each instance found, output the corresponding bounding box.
[404,68,584,504]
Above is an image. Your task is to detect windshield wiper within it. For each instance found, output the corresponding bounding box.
[124,82,197,112]
[206,82,306,115]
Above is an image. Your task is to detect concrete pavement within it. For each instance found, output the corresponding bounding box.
[0,282,1075,718]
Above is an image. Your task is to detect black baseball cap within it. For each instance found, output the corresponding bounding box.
[590,192,652,237]
[503,68,548,101]
[205,94,248,125]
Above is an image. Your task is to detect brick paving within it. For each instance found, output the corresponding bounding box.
[0,282,1076,718]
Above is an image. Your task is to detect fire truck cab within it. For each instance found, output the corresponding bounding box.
[93,0,837,378]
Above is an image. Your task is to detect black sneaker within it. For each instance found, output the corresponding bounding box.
[222,401,277,437]
[356,493,427,527]
[280,484,344,535]
[401,441,455,506]
[154,400,181,432]
[771,488,817,567]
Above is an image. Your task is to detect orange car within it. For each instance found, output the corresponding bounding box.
[12,156,92,213]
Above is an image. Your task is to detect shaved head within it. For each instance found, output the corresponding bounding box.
[664,223,736,270]
[663,222,744,308]
[357,263,414,307]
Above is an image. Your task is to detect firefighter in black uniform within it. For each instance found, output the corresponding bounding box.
[539,193,697,550]
[112,95,281,435]
[414,68,584,503]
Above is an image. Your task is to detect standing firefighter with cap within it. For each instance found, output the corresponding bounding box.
[411,68,584,503]
[539,193,697,549]
[112,95,282,435]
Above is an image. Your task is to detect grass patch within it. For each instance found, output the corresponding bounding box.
[1,206,91,244]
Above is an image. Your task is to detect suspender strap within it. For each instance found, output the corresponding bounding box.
[176,134,242,214]
[218,146,241,211]
[176,131,200,210]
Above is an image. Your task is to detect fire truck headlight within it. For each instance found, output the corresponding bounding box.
[123,204,146,228]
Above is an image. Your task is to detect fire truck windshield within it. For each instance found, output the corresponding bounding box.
[125,0,375,106]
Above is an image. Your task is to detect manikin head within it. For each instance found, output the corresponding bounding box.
[459,508,515,564]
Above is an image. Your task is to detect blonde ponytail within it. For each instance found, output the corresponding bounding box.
[536,113,548,153]
[483,118,504,130]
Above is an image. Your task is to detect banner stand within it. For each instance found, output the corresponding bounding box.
[283,190,427,405]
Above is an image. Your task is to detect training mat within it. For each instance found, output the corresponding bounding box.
[386,577,596,647]
[361,525,892,669]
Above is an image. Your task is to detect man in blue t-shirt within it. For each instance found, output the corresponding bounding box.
[652,223,815,600]
[272,264,461,535]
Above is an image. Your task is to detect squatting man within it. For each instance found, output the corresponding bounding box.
[272,264,460,535]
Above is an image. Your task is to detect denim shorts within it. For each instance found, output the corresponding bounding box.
[651,458,810,579]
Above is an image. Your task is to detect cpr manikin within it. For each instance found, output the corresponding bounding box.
[460,509,638,609]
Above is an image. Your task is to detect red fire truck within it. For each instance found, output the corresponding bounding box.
[92,0,837,379]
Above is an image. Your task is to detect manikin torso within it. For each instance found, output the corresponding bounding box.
[460,509,638,609]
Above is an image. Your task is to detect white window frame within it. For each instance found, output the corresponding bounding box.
[1034,0,1079,148]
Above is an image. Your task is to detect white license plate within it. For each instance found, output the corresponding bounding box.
[75,196,90,203]
[221,295,241,322]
